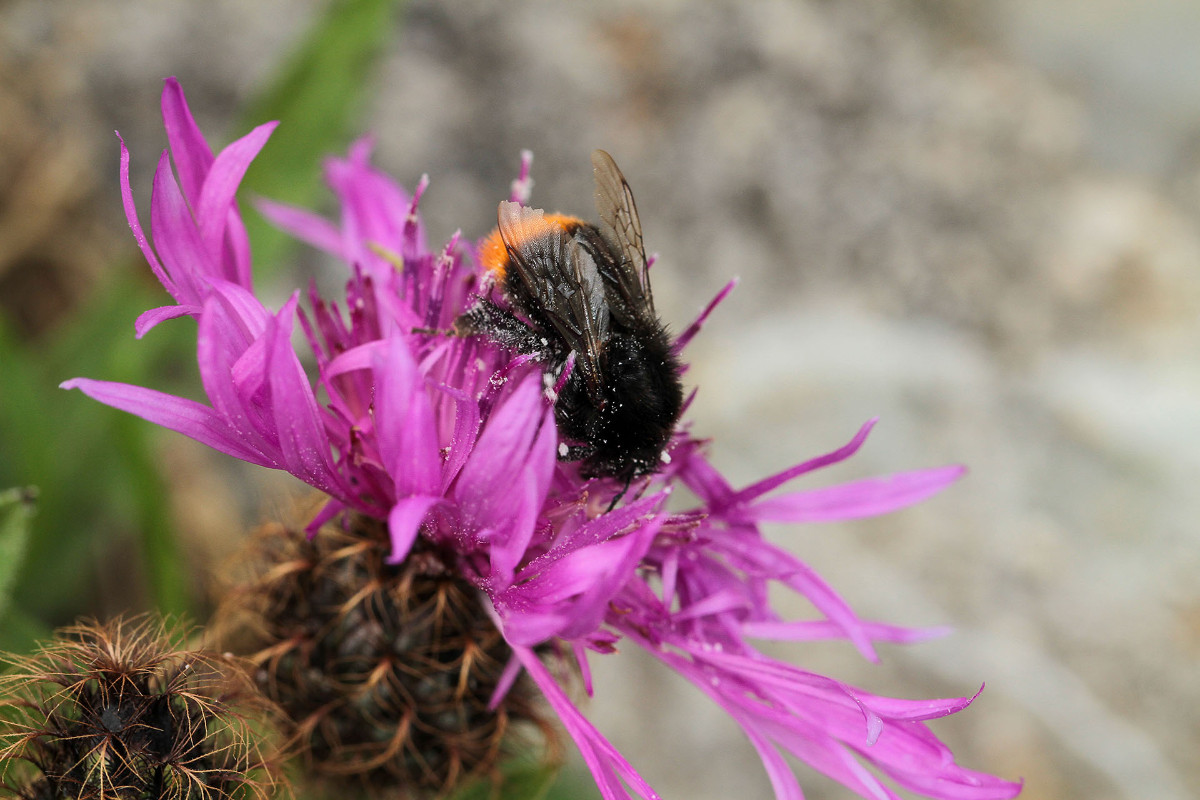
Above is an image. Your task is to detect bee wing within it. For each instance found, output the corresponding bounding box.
[497,201,610,402]
[591,149,654,322]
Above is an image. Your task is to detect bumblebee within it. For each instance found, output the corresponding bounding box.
[457,150,683,482]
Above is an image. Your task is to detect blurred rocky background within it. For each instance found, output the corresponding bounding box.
[1,1,1198,798]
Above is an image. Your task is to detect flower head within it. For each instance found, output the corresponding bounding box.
[64,78,1022,800]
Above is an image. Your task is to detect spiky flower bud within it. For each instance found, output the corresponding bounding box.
[218,511,558,797]
[0,618,281,800]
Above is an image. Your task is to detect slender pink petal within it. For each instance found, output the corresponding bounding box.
[160,76,214,201]
[374,336,441,497]
[487,654,525,711]
[150,148,211,300]
[748,465,966,523]
[676,445,736,507]
[325,340,388,378]
[60,378,270,466]
[118,137,175,302]
[438,383,482,492]
[674,277,737,353]
[306,497,345,537]
[731,419,877,507]
[206,280,271,340]
[135,304,197,338]
[572,641,595,697]
[519,491,666,574]
[487,467,546,585]
[514,646,660,800]
[196,294,272,457]
[255,198,346,256]
[222,207,254,288]
[743,620,952,644]
[453,375,553,534]
[386,495,442,563]
[196,120,278,280]
[712,532,880,661]
[265,296,342,495]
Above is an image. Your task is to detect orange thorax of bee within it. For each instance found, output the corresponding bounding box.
[477,212,585,281]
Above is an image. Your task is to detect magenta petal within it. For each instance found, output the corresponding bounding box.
[880,761,1023,800]
[513,646,660,800]
[682,648,1021,799]
[487,655,524,711]
[731,419,877,507]
[748,464,966,523]
[486,466,545,585]
[738,723,805,800]
[674,277,737,353]
[222,208,254,288]
[196,295,271,457]
[386,495,441,563]
[498,512,663,645]
[150,148,211,302]
[453,375,554,533]
[306,497,345,537]
[196,120,278,276]
[677,445,737,507]
[373,336,441,497]
[256,198,346,257]
[118,137,176,302]
[710,530,879,653]
[438,383,482,492]
[743,619,952,645]
[160,76,214,201]
[852,685,984,722]
[517,527,657,608]
[264,297,342,495]
[652,646,893,800]
[324,140,420,271]
[135,304,198,338]
[553,517,662,640]
[206,280,271,340]
[60,378,271,466]
[521,491,667,573]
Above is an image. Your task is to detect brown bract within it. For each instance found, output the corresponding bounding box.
[0,617,283,800]
[213,509,561,798]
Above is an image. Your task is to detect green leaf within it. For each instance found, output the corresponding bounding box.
[540,768,603,800]
[0,486,37,623]
[239,0,408,275]
[115,417,193,618]
[447,761,562,800]
[0,605,54,656]
[1,280,194,619]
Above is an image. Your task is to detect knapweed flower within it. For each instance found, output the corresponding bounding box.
[64,78,1022,800]
[0,617,281,800]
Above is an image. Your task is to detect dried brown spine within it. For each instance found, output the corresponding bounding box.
[0,617,282,800]
[217,512,558,798]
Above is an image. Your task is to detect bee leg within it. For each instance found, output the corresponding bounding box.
[605,475,634,512]
[455,301,548,355]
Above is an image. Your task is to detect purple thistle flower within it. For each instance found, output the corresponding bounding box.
[64,78,1022,800]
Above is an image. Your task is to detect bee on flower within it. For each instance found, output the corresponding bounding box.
[64,78,1022,800]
